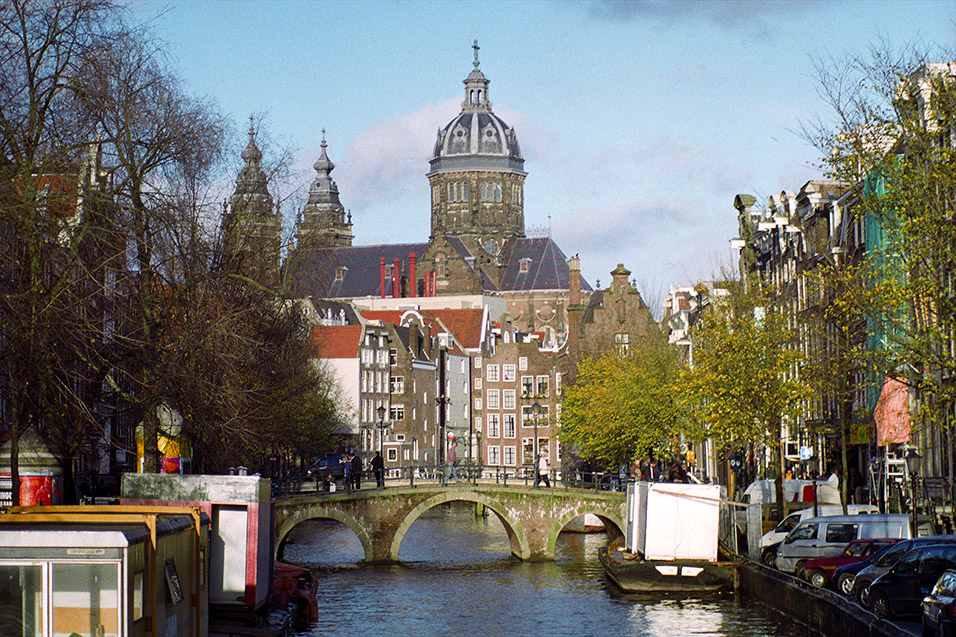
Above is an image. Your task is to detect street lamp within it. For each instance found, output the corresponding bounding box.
[376,405,388,457]
[905,448,922,537]
[532,401,542,466]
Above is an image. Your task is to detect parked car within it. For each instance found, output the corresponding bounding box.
[851,534,956,607]
[922,569,956,637]
[803,538,898,588]
[307,455,346,482]
[760,505,879,567]
[832,539,906,597]
[775,514,920,576]
[869,544,956,619]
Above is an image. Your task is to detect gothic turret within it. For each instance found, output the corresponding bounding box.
[222,118,282,288]
[294,132,354,251]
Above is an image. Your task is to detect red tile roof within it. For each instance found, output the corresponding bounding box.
[360,308,486,350]
[309,325,363,358]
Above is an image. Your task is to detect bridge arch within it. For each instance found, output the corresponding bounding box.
[275,504,374,561]
[546,508,626,558]
[388,490,530,561]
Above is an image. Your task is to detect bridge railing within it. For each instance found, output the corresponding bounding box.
[273,464,630,497]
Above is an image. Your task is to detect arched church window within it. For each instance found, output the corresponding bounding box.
[462,182,469,201]
[477,90,482,104]
[494,183,502,202]
[454,182,461,202]
[480,182,487,201]
[447,183,454,202]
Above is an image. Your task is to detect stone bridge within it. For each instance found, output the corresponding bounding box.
[274,485,626,563]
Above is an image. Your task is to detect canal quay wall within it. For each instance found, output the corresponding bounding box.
[738,563,914,637]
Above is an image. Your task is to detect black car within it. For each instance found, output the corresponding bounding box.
[869,544,956,619]
[850,536,956,607]
[922,569,956,637]
[307,456,346,482]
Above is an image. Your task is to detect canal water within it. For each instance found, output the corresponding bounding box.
[284,501,815,636]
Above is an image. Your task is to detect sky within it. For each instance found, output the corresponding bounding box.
[134,0,955,311]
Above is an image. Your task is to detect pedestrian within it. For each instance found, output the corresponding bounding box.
[535,451,551,488]
[325,472,335,493]
[351,453,362,490]
[371,451,385,489]
[827,465,840,491]
[849,465,864,504]
[443,440,458,485]
[343,455,352,494]
[647,457,661,482]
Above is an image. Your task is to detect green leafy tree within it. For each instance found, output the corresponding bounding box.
[806,44,956,467]
[560,339,682,470]
[680,281,809,508]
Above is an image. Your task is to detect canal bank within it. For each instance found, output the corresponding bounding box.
[737,561,917,636]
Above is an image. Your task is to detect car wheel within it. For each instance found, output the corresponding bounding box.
[837,573,855,596]
[762,548,777,568]
[794,560,807,580]
[872,590,893,619]
[808,569,827,588]
[920,616,934,637]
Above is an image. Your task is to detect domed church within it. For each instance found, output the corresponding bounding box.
[283,43,592,340]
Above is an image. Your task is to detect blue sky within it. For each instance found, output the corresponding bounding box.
[135,0,954,308]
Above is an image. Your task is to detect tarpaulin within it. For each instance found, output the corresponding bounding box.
[874,377,910,446]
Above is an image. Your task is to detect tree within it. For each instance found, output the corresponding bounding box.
[679,280,809,508]
[0,0,120,504]
[560,338,683,470]
[806,43,956,477]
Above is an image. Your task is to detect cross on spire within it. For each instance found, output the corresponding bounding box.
[472,39,480,70]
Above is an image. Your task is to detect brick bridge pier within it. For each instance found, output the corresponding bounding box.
[274,485,626,563]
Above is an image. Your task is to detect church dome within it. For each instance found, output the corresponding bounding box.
[430,43,523,171]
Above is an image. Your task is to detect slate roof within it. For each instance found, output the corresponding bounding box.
[289,242,429,299]
[500,237,593,293]
[288,236,591,299]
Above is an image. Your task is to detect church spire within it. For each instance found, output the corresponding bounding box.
[462,39,491,113]
[293,131,353,251]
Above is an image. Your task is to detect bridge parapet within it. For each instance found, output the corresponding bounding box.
[274,485,625,563]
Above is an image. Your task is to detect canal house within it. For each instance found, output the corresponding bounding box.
[0,505,208,637]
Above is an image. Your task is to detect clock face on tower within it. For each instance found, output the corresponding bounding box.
[482,239,500,256]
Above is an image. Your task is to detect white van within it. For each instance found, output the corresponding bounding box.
[775,514,917,575]
[761,505,880,549]
[735,479,842,537]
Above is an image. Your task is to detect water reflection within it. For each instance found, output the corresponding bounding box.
[287,502,813,636]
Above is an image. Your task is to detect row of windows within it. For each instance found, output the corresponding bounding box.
[361,370,389,394]
[360,348,389,366]
[486,445,518,466]
[446,181,510,203]
[474,406,553,433]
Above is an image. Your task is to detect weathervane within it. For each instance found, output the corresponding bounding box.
[472,39,480,70]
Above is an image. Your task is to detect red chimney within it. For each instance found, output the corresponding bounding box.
[409,252,417,298]
[380,257,386,299]
[393,258,400,298]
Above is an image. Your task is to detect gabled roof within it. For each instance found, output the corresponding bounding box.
[309,325,363,358]
[499,237,593,292]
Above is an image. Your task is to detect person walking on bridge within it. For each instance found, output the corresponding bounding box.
[372,451,385,489]
[535,452,550,488]
[442,440,458,485]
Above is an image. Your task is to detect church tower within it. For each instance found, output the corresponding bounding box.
[222,119,281,288]
[427,41,526,262]
[295,133,353,251]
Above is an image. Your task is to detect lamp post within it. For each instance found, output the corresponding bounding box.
[532,401,542,467]
[905,448,922,537]
[377,405,388,457]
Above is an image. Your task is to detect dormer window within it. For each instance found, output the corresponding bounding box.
[519,258,531,273]
[335,266,347,282]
